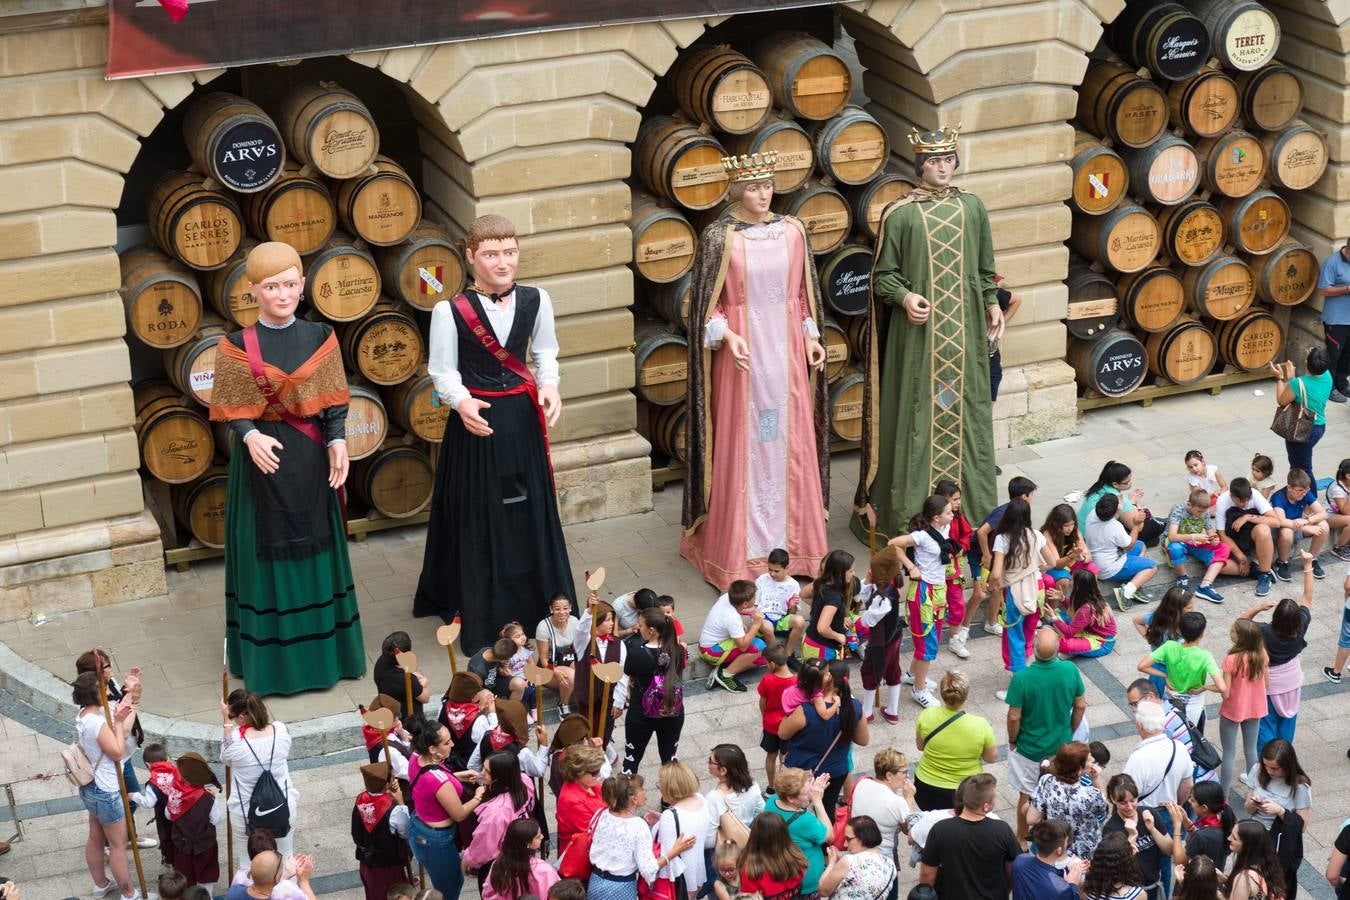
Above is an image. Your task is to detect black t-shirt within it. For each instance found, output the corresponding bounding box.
[1103,807,1172,886]
[467,649,500,692]
[921,815,1021,900]
[806,587,847,651]
[1260,607,1311,666]
[373,655,422,721]
[1336,821,1350,899]
[1185,825,1228,871]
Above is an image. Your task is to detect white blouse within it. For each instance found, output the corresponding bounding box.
[427,287,561,411]
[657,796,715,890]
[589,811,661,882]
[221,722,298,818]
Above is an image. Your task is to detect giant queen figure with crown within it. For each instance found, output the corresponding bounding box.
[852,127,1004,540]
[680,151,831,589]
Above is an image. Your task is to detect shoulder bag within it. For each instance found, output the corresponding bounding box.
[1271,377,1314,442]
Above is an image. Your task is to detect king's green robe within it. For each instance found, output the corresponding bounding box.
[852,186,1000,540]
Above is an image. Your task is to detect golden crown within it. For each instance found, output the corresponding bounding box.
[908,125,961,154]
[721,151,778,183]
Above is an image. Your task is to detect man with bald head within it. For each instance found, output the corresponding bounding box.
[225,849,318,900]
[1004,626,1086,844]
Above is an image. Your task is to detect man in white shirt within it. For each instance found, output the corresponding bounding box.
[411,214,574,652]
[1122,700,1193,808]
[1214,477,1281,597]
[1125,679,1218,786]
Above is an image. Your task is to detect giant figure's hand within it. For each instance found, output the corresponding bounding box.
[806,338,827,372]
[327,441,349,490]
[987,303,1005,341]
[539,383,563,428]
[457,397,494,437]
[903,292,931,325]
[724,330,750,372]
[245,431,284,475]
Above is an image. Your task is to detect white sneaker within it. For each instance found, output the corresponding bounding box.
[901,671,936,690]
[136,835,159,849]
[911,689,937,709]
[995,690,1008,702]
[91,881,116,898]
[947,635,970,659]
[985,622,1004,636]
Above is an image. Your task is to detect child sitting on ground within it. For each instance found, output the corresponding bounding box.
[1165,488,1231,603]
[1052,570,1117,658]
[699,580,767,693]
[499,622,538,712]
[753,549,806,660]
[1216,477,1281,597]
[468,638,526,701]
[1251,454,1278,500]
[1184,450,1226,513]
[1323,458,1350,561]
[1270,468,1330,582]
[1137,610,1227,728]
[1041,503,1096,597]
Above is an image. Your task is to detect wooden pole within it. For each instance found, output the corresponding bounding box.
[96,666,147,899]
[403,669,414,718]
[223,638,234,877]
[597,678,614,746]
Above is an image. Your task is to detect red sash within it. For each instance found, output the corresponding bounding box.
[241,324,348,520]
[450,292,555,483]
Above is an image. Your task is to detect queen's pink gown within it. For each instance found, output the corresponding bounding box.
[680,218,829,589]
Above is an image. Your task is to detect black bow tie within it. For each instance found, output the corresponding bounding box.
[473,285,515,303]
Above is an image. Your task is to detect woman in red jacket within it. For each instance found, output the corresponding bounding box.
[556,743,606,857]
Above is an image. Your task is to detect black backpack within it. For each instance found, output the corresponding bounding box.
[239,734,291,838]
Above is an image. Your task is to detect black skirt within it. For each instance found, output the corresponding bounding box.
[412,391,575,652]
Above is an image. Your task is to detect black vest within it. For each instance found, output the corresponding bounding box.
[351,801,404,868]
[452,287,540,392]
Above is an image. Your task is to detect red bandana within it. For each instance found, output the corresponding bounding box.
[443,702,479,740]
[356,791,394,833]
[362,723,384,752]
[1192,813,1222,831]
[150,760,205,821]
[487,726,515,751]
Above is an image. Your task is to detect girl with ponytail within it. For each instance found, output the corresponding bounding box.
[621,608,687,775]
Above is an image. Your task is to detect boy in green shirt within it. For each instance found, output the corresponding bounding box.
[1137,610,1227,727]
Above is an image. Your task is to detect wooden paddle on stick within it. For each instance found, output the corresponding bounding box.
[522,663,552,734]
[592,661,623,743]
[395,650,418,718]
[362,707,398,771]
[436,620,462,676]
[584,567,607,715]
[222,637,234,876]
[95,653,147,899]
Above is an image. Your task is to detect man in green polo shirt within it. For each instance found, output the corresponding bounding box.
[1005,628,1086,844]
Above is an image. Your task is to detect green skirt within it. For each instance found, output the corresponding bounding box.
[224,450,366,696]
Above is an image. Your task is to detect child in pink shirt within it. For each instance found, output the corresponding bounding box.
[1218,618,1268,794]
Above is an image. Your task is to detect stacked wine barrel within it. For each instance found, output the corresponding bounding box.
[121,81,462,551]
[1066,0,1324,400]
[630,34,906,467]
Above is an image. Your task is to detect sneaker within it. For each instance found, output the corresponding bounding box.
[714,668,747,693]
[901,672,936,690]
[1324,666,1343,684]
[995,690,1008,702]
[911,689,937,709]
[1273,559,1292,583]
[1175,575,1191,589]
[1331,388,1349,404]
[866,713,876,723]
[786,656,802,673]
[92,882,116,899]
[1313,559,1327,580]
[1194,583,1225,604]
[135,835,158,849]
[984,622,1004,636]
[1112,586,1132,611]
[1256,572,1273,597]
[880,709,900,724]
[947,635,971,659]
[1333,544,1350,562]
[1239,772,1252,787]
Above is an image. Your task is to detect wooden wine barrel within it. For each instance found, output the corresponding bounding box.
[164,315,228,406]
[119,245,205,349]
[1065,263,1120,340]
[182,92,285,193]
[1215,307,1283,371]
[344,383,389,460]
[635,116,730,211]
[1191,0,1281,71]
[241,162,335,253]
[1069,204,1160,273]
[821,318,850,383]
[668,45,772,135]
[752,33,852,121]
[385,372,448,444]
[1069,132,1129,216]
[647,273,692,331]
[352,444,434,518]
[724,117,814,194]
[847,172,915,240]
[1076,61,1169,149]
[1237,63,1303,131]
[829,368,865,441]
[1261,120,1329,191]
[278,81,380,179]
[1220,189,1290,255]
[374,220,465,312]
[1166,67,1239,137]
[843,313,868,359]
[339,302,423,386]
[818,244,873,318]
[811,107,888,185]
[1119,265,1186,333]
[1194,130,1265,198]
[650,404,687,462]
[147,170,243,270]
[334,155,421,247]
[693,199,741,234]
[1182,254,1255,320]
[202,240,259,327]
[1068,329,1148,397]
[633,322,688,406]
[1123,134,1200,206]
[1108,1,1211,81]
[305,233,382,322]
[133,382,214,485]
[630,192,697,284]
[171,466,229,549]
[1155,198,1224,266]
[772,180,850,254]
[1146,316,1217,384]
[1247,240,1318,306]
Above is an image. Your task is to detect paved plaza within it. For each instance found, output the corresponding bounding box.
[2,382,1350,899]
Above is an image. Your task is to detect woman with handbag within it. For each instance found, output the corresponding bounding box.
[556,743,607,856]
[913,671,997,811]
[73,671,137,900]
[654,763,714,900]
[1272,349,1332,484]
[405,715,486,898]
[779,660,869,818]
[702,744,765,895]
[587,774,699,900]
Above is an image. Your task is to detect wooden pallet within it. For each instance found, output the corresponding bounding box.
[1076,368,1271,411]
[163,509,432,570]
[652,439,861,489]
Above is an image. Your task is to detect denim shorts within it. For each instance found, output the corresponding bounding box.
[80,782,124,826]
[1339,605,1350,650]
